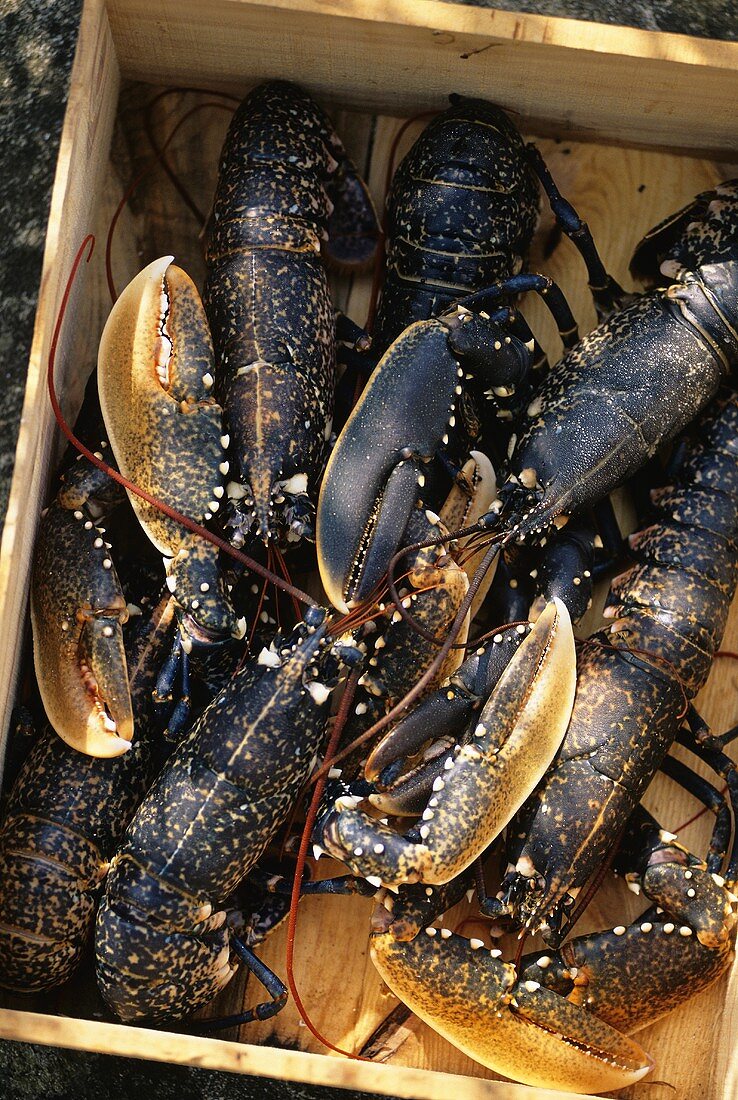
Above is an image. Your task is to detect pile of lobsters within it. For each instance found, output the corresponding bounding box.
[2,78,738,1094]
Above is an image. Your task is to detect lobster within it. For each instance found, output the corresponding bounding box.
[317,392,738,1092]
[317,180,738,622]
[495,389,738,939]
[94,610,353,1024]
[202,80,380,549]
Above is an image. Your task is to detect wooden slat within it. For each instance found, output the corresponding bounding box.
[0,0,120,792]
[0,1010,598,1100]
[105,0,738,157]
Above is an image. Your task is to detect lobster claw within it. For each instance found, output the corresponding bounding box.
[316,599,576,886]
[370,904,653,1094]
[317,319,460,611]
[31,503,132,757]
[98,257,238,644]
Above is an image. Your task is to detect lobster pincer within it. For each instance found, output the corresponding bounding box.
[315,599,576,887]
[98,256,243,709]
[31,480,132,758]
[369,881,652,1094]
[519,797,737,1040]
[317,276,578,612]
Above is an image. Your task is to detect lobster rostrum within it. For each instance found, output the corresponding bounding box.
[203,80,380,549]
[95,609,348,1024]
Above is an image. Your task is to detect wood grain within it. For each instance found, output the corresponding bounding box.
[105,0,738,157]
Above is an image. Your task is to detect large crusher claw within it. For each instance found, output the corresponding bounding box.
[31,503,132,757]
[98,257,238,644]
[370,897,653,1094]
[317,319,460,612]
[317,599,576,885]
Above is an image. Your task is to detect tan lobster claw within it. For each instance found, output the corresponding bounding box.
[31,503,132,757]
[317,598,577,887]
[98,257,238,645]
[370,910,653,1094]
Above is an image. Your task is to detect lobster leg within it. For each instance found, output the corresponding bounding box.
[660,755,731,874]
[524,143,628,321]
[195,936,288,1031]
[317,600,576,886]
[458,272,580,350]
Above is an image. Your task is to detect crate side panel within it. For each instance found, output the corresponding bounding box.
[0,0,121,790]
[0,1010,596,1099]
[105,0,738,157]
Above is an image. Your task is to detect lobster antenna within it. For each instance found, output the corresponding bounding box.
[49,236,319,608]
[285,668,371,1061]
[310,537,501,781]
[106,100,235,304]
[142,87,240,225]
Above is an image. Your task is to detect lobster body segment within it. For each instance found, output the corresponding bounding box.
[204,81,379,547]
[374,96,539,350]
[95,615,335,1024]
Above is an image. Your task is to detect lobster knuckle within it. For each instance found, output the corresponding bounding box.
[31,505,133,757]
[641,861,735,948]
[317,319,459,610]
[319,807,431,886]
[98,256,226,556]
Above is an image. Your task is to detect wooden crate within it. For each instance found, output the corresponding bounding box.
[1,1,738,1096]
